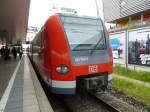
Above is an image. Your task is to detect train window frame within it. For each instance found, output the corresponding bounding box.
[60,15,107,51]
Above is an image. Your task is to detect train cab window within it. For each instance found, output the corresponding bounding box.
[60,15,106,51]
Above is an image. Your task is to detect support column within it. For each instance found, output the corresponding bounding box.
[141,13,144,25]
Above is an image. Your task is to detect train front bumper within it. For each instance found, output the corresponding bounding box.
[51,80,76,94]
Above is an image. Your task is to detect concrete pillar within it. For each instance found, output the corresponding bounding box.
[128,16,132,28]
[141,13,144,25]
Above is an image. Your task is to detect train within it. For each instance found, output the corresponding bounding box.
[29,13,113,95]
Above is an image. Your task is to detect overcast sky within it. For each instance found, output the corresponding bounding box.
[28,0,103,28]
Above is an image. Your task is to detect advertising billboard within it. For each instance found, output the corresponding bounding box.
[110,31,126,64]
[128,27,150,66]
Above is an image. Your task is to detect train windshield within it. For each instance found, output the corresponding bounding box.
[61,15,106,51]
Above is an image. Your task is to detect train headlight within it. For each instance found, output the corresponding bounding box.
[56,65,70,74]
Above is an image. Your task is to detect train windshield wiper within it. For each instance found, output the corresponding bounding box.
[90,33,105,54]
[72,44,93,51]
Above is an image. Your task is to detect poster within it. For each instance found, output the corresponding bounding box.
[128,27,150,66]
[110,31,126,64]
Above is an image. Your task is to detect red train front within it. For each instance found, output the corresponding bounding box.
[30,13,113,94]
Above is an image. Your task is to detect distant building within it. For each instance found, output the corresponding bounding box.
[103,0,150,30]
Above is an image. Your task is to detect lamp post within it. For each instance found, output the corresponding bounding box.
[95,0,100,17]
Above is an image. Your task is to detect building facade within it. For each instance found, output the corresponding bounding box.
[103,0,150,28]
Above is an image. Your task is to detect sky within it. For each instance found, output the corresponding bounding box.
[28,0,103,28]
[27,0,104,41]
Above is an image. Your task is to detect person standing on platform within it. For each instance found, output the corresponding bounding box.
[18,47,23,59]
[12,47,17,59]
[4,46,10,60]
[0,46,5,58]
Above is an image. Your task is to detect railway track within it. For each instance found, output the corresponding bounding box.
[90,91,140,112]
[49,91,139,112]
[53,93,121,112]
[88,92,121,112]
[46,94,73,112]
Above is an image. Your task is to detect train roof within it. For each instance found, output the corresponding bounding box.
[58,13,101,20]
[57,13,102,26]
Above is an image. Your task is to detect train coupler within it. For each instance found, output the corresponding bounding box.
[77,74,108,93]
[83,75,107,91]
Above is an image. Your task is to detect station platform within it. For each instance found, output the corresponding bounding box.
[0,56,20,100]
[0,55,54,112]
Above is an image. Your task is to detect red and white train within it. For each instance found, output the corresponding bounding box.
[29,13,113,94]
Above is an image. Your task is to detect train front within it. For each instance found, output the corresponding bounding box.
[48,14,113,94]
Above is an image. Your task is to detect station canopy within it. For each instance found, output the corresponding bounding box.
[0,0,30,44]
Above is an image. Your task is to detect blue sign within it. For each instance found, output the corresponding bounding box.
[111,38,120,49]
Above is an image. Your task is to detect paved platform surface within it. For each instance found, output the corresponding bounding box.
[0,56,20,100]
[0,55,53,112]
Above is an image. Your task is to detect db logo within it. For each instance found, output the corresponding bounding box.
[89,65,98,73]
